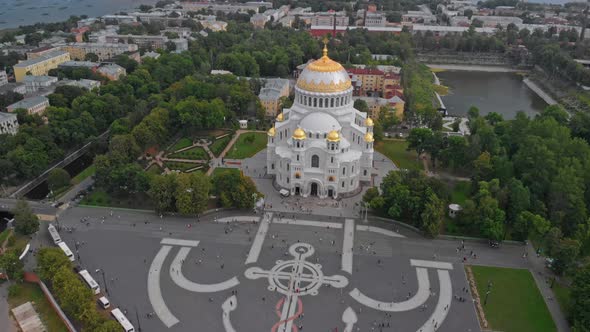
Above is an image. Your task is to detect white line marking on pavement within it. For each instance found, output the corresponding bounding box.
[160,238,200,247]
[217,216,259,223]
[342,307,357,332]
[416,270,452,332]
[356,225,405,238]
[273,218,342,229]
[245,212,272,265]
[170,247,239,292]
[411,259,453,270]
[222,295,237,332]
[341,219,355,274]
[349,267,430,312]
[148,245,179,328]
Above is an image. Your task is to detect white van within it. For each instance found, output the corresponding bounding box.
[98,296,110,309]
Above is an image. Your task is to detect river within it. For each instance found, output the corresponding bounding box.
[437,71,548,119]
[0,0,157,29]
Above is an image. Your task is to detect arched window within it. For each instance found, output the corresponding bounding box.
[342,167,346,175]
[331,157,334,163]
[311,155,319,168]
[313,98,317,107]
[364,169,367,176]
[331,98,334,107]
[319,98,323,108]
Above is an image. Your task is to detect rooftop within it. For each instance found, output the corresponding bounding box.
[0,111,17,120]
[7,95,48,109]
[14,50,69,68]
[23,75,57,83]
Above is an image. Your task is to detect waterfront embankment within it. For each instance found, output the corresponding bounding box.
[426,64,520,72]
[522,78,558,105]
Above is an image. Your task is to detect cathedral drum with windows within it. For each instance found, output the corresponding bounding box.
[266,44,374,199]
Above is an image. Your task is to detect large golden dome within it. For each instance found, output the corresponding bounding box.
[296,43,352,94]
[292,127,306,140]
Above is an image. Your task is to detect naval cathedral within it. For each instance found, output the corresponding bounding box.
[266,45,375,199]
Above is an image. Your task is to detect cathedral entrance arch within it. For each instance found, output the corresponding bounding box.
[295,186,301,195]
[310,183,318,196]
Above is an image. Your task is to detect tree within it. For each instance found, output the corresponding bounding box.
[47,168,71,192]
[175,172,210,215]
[12,200,39,235]
[108,134,141,163]
[514,211,549,240]
[37,247,72,280]
[420,189,444,237]
[148,174,177,213]
[464,9,474,19]
[407,128,433,156]
[571,265,590,331]
[0,250,24,281]
[84,53,99,62]
[212,171,260,209]
[551,238,581,275]
[354,99,369,114]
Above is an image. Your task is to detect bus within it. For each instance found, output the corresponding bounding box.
[78,270,100,295]
[47,224,61,244]
[111,308,135,332]
[57,242,75,262]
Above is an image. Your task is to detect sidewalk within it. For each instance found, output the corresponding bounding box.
[525,243,571,332]
[0,282,18,332]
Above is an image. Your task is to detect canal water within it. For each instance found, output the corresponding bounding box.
[437,71,548,119]
[24,153,93,200]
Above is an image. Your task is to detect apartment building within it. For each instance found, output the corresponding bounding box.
[259,78,290,117]
[311,12,349,27]
[13,50,71,82]
[6,96,50,115]
[104,35,168,49]
[0,112,19,135]
[23,75,58,94]
[59,43,139,61]
[347,68,401,98]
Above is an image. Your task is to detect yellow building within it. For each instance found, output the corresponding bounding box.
[59,43,138,61]
[259,78,290,117]
[13,50,70,82]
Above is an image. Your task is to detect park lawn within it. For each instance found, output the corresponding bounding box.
[171,137,193,152]
[471,265,556,332]
[169,146,209,160]
[146,164,162,175]
[210,136,231,157]
[0,228,11,245]
[225,132,267,159]
[81,188,153,210]
[71,164,96,185]
[8,283,68,332]
[450,181,471,205]
[552,282,572,320]
[375,139,423,170]
[211,167,240,178]
[164,161,200,172]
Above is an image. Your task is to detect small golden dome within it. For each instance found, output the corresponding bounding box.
[365,117,374,127]
[267,126,275,137]
[292,127,306,140]
[276,113,284,122]
[327,130,340,142]
[364,132,374,142]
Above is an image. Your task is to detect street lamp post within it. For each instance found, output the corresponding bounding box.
[95,269,109,295]
[135,306,142,332]
[484,280,493,305]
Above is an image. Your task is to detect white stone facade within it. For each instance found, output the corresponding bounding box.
[266,49,374,199]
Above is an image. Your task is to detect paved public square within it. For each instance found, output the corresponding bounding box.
[42,205,532,332]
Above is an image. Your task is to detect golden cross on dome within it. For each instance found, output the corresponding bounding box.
[322,36,329,57]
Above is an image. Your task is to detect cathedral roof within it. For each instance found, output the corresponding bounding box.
[296,42,352,94]
[299,112,341,133]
